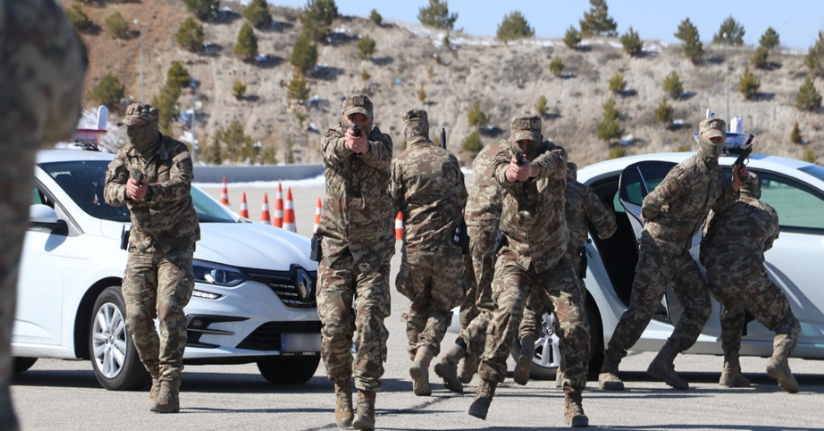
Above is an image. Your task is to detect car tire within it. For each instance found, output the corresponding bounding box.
[88,286,149,391]
[13,357,37,374]
[584,299,605,380]
[257,355,320,385]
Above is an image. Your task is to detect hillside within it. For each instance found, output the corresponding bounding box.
[65,0,823,167]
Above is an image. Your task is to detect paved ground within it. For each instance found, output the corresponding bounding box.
[10,183,824,431]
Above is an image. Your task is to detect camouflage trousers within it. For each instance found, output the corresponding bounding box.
[480,250,589,391]
[606,232,711,363]
[458,254,479,338]
[0,147,38,431]
[456,224,499,366]
[317,244,391,392]
[122,244,195,382]
[706,262,800,358]
[396,248,465,359]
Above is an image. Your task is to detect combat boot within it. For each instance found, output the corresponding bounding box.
[149,380,180,413]
[352,390,376,430]
[598,352,624,391]
[334,379,354,428]
[409,345,434,396]
[513,334,535,386]
[434,342,465,393]
[647,343,689,390]
[563,386,589,428]
[147,365,161,407]
[719,353,750,388]
[458,354,480,384]
[766,338,799,393]
[467,378,497,420]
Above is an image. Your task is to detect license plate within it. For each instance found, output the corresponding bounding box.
[281,333,321,353]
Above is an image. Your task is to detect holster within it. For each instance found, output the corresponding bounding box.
[452,217,470,254]
[578,246,587,279]
[120,226,131,251]
[492,230,508,254]
[310,232,323,262]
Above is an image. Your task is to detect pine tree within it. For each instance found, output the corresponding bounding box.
[759,27,780,50]
[234,23,259,61]
[712,15,745,46]
[738,65,760,99]
[151,84,182,135]
[201,137,223,165]
[104,12,130,39]
[232,81,247,100]
[357,35,377,59]
[563,26,582,48]
[369,9,382,26]
[790,122,803,144]
[801,148,817,164]
[535,96,548,115]
[176,17,205,52]
[90,73,124,108]
[751,46,769,69]
[417,0,457,31]
[167,62,192,89]
[675,18,703,63]
[608,72,627,93]
[287,72,311,104]
[300,0,338,41]
[620,26,642,57]
[467,100,489,128]
[663,71,684,99]
[461,131,483,154]
[595,98,623,143]
[182,0,219,21]
[654,98,674,125]
[217,119,255,163]
[796,76,822,112]
[805,32,824,77]
[496,11,534,43]
[579,0,618,37]
[243,0,272,29]
[67,4,94,33]
[290,33,318,73]
[549,58,565,76]
[417,83,427,103]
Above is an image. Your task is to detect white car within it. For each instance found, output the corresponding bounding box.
[14,149,321,390]
[455,149,824,379]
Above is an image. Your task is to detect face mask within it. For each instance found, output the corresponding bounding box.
[697,135,722,165]
[127,121,159,154]
[521,141,543,161]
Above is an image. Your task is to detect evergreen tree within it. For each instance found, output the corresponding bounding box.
[300,0,338,40]
[461,131,483,154]
[234,23,259,61]
[287,72,311,104]
[759,27,780,50]
[563,26,582,48]
[467,100,489,128]
[217,119,256,163]
[620,26,642,57]
[417,83,427,103]
[357,35,377,59]
[201,137,223,165]
[608,72,627,93]
[290,33,318,73]
[675,18,703,63]
[243,0,273,29]
[796,76,822,112]
[790,122,803,144]
[496,11,534,43]
[654,98,674,125]
[801,148,817,164]
[182,0,219,21]
[369,9,382,26]
[751,46,769,69]
[738,65,760,99]
[417,0,458,31]
[595,98,623,143]
[535,95,548,116]
[712,15,745,46]
[805,32,824,77]
[663,71,684,99]
[176,17,205,52]
[549,57,565,76]
[151,84,182,135]
[90,73,124,108]
[104,12,130,39]
[167,62,192,89]
[232,81,247,100]
[67,4,94,33]
[579,0,618,37]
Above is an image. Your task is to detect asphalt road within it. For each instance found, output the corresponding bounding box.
[10,184,824,431]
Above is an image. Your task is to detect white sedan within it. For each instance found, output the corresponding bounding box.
[14,149,322,390]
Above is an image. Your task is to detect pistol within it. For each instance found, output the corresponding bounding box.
[514,151,525,166]
[130,170,145,184]
[733,145,752,169]
[351,122,361,137]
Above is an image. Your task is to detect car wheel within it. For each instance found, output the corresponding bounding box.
[13,357,37,374]
[510,312,562,380]
[585,299,605,380]
[88,286,149,391]
[257,355,321,385]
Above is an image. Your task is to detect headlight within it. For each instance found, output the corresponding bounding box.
[193,260,247,287]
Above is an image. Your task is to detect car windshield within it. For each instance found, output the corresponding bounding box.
[38,160,239,223]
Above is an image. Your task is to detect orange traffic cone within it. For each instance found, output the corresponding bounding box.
[395,211,404,241]
[239,192,249,219]
[220,176,230,206]
[283,187,297,233]
[273,182,284,228]
[260,193,271,224]
[313,197,322,233]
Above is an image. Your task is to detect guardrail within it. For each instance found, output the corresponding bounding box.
[193,164,323,183]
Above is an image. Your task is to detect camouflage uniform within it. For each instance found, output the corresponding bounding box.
[104,103,199,412]
[701,173,800,392]
[391,109,467,395]
[0,2,86,429]
[470,116,590,427]
[316,95,394,428]
[600,118,739,391]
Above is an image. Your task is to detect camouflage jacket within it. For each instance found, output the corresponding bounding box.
[318,123,394,250]
[466,142,502,229]
[565,179,617,254]
[699,196,779,266]
[0,0,86,146]
[390,138,467,253]
[641,154,738,252]
[493,140,568,273]
[103,135,200,252]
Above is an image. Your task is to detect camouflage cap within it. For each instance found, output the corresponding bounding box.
[118,103,159,127]
[510,115,541,143]
[402,109,429,139]
[342,94,373,119]
[699,117,726,139]
[567,161,578,179]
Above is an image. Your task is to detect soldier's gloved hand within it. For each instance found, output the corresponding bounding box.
[126,178,148,202]
[731,165,749,191]
[506,155,531,182]
[344,128,368,153]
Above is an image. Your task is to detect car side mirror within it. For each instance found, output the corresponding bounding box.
[29,204,67,234]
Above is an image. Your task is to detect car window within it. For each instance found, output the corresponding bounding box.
[619,162,676,206]
[755,171,824,230]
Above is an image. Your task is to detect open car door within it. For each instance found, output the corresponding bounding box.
[617,161,686,325]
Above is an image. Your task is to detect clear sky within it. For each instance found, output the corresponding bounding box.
[260,0,823,51]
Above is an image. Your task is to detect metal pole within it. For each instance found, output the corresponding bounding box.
[134,19,144,103]
[191,90,196,164]
[724,32,729,126]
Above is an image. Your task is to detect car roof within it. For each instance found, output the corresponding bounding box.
[36,148,115,164]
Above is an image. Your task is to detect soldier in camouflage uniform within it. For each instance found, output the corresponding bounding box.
[390,109,467,397]
[103,103,199,413]
[0,2,86,429]
[468,115,591,428]
[700,173,800,393]
[517,162,617,387]
[316,95,394,430]
[433,140,502,393]
[599,117,747,391]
